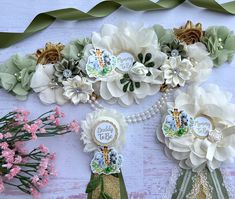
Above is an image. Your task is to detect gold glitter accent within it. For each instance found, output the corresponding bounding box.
[160,83,170,92]
[186,170,213,199]
[92,175,121,199]
[174,20,204,45]
[35,42,64,64]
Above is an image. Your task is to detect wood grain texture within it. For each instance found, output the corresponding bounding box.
[0,0,235,198]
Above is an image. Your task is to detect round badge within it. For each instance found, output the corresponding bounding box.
[93,120,119,146]
[116,52,134,72]
[193,116,213,138]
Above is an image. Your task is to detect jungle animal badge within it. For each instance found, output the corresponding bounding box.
[86,48,117,78]
[90,147,123,175]
[162,108,194,138]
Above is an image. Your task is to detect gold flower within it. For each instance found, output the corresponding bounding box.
[35,42,64,64]
[174,20,204,45]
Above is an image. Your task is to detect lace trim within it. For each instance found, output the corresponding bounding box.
[221,167,235,199]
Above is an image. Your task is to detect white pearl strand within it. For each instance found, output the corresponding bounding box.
[88,88,173,124]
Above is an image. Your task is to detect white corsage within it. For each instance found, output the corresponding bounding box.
[81,108,128,152]
[157,85,235,171]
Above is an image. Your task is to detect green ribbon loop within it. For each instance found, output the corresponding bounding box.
[1,0,235,48]
[189,0,235,14]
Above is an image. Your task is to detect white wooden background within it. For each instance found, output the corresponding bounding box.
[0,0,235,198]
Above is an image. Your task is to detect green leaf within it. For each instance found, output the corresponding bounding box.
[123,83,129,92]
[135,82,140,88]
[144,53,152,63]
[137,53,143,63]
[100,192,113,199]
[120,78,129,84]
[129,82,134,92]
[145,62,155,67]
[86,175,102,193]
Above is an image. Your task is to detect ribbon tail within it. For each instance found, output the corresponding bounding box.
[86,170,128,199]
[172,168,229,199]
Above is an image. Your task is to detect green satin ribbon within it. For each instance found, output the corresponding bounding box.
[0,0,235,48]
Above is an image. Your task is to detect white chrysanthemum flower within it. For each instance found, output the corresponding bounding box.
[81,109,128,152]
[187,42,213,83]
[30,64,68,105]
[81,23,165,106]
[62,76,93,104]
[161,56,193,87]
[157,85,235,171]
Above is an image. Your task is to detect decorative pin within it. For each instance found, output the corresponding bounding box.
[116,52,135,72]
[93,119,119,146]
[162,108,194,137]
[193,116,213,138]
[86,48,117,78]
[90,147,122,175]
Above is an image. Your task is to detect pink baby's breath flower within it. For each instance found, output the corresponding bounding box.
[35,120,42,126]
[49,165,57,176]
[14,155,22,164]
[0,142,8,149]
[5,166,21,180]
[69,120,80,133]
[0,178,4,193]
[49,153,56,160]
[4,132,12,139]
[39,128,46,133]
[54,106,65,118]
[0,133,3,139]
[15,109,30,123]
[49,114,56,122]
[2,163,12,169]
[54,118,60,126]
[39,144,49,154]
[30,188,40,198]
[31,175,40,185]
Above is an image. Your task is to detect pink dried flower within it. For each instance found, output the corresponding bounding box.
[35,120,42,126]
[5,166,21,180]
[54,106,65,118]
[39,128,46,133]
[15,108,30,123]
[14,155,22,164]
[4,132,12,138]
[69,120,80,133]
[0,142,8,149]
[49,153,56,160]
[30,188,40,198]
[39,144,49,154]
[0,133,3,139]
[0,178,4,193]
[31,175,40,185]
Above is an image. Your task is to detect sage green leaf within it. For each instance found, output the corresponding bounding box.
[153,25,175,44]
[224,35,235,51]
[86,175,102,193]
[62,38,91,60]
[0,54,36,98]
[203,26,235,66]
[13,84,28,96]
[0,73,17,91]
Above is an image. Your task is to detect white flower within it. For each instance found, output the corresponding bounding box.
[81,109,127,152]
[157,85,235,171]
[161,56,193,87]
[128,62,148,82]
[83,23,165,106]
[187,42,213,83]
[30,64,68,105]
[62,76,93,104]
